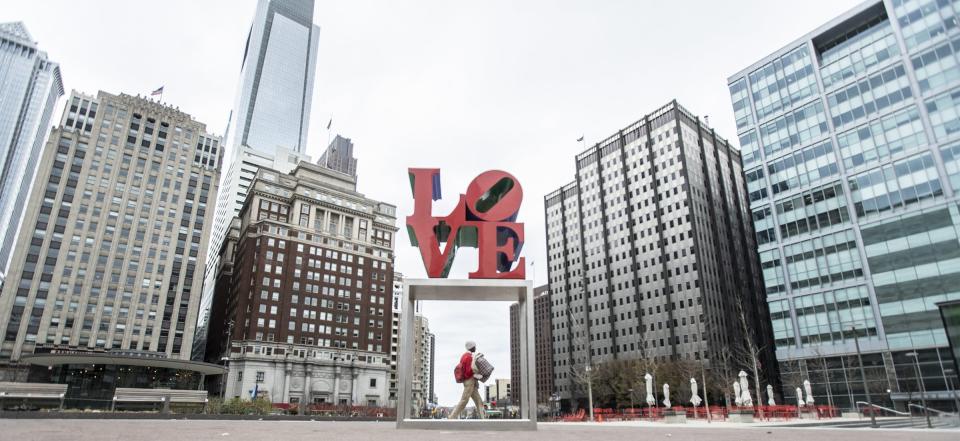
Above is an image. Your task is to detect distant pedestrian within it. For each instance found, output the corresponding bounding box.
[448,341,486,419]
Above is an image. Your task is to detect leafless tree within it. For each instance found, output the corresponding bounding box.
[710,346,740,408]
[808,349,835,409]
[779,359,805,405]
[567,332,605,414]
[735,300,767,419]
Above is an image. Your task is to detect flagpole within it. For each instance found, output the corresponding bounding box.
[327,114,333,149]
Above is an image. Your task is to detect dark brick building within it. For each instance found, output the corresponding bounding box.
[205,162,397,405]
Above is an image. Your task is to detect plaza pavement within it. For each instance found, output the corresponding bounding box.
[3,419,959,441]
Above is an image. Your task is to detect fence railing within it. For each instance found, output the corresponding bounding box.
[556,405,843,422]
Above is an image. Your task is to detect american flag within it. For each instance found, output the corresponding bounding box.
[151,86,164,96]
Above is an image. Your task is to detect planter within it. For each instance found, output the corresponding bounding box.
[728,409,754,423]
[662,409,686,424]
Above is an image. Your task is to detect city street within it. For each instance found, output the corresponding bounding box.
[2,420,958,441]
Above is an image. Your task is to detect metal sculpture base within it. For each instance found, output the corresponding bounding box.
[395,279,537,431]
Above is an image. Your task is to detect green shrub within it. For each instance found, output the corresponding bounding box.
[206,397,224,414]
[216,397,274,415]
[250,397,273,415]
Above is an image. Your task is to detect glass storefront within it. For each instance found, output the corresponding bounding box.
[27,363,203,409]
[940,300,960,384]
[20,351,223,409]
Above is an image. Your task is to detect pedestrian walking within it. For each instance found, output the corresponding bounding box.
[448,341,488,419]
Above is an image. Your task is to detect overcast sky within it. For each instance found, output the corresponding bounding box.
[5,0,861,407]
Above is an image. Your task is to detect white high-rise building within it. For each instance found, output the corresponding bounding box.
[196,0,320,351]
[0,90,222,374]
[0,22,63,285]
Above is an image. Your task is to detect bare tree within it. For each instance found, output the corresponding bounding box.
[710,347,740,409]
[735,300,767,419]
[808,349,835,409]
[567,332,605,418]
[591,359,640,408]
[779,359,805,405]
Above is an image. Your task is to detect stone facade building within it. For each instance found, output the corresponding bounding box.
[0,90,221,376]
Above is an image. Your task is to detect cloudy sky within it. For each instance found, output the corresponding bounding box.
[5,0,861,406]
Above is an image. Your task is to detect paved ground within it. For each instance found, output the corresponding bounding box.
[3,419,959,441]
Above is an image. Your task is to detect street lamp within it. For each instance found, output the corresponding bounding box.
[585,364,594,422]
[905,352,932,429]
[695,316,711,423]
[550,393,560,419]
[628,388,634,412]
[219,356,230,399]
[220,320,235,400]
[849,325,877,428]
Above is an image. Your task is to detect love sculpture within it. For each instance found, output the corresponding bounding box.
[398,168,537,430]
[406,168,525,279]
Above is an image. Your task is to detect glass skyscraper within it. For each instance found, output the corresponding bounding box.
[729,0,960,411]
[0,22,64,285]
[224,0,318,158]
[197,0,320,358]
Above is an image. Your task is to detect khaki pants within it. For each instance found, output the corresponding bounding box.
[448,378,485,419]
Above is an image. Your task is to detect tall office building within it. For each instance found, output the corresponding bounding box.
[509,284,554,406]
[0,22,64,285]
[388,271,427,406]
[485,378,511,406]
[544,101,779,410]
[427,329,436,405]
[204,161,398,405]
[389,272,403,404]
[729,0,960,411]
[198,0,321,351]
[0,91,222,379]
[413,314,434,411]
[318,135,358,178]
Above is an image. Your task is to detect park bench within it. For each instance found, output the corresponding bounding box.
[111,388,208,413]
[0,382,67,411]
